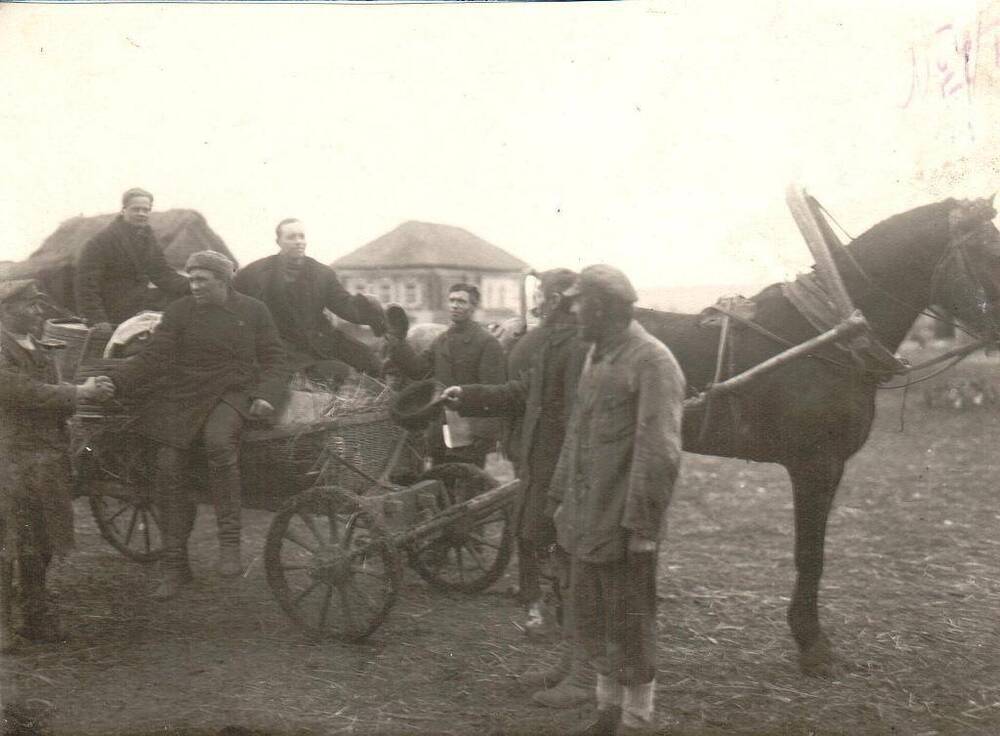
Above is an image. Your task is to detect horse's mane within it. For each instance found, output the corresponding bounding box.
[843,199,955,270]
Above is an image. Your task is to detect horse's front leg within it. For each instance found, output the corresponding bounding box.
[785,454,844,676]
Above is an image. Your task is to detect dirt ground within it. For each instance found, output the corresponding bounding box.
[3,346,1000,736]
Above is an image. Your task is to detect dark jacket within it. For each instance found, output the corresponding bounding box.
[74,216,190,325]
[233,255,384,372]
[549,321,685,562]
[457,320,585,541]
[0,331,78,557]
[111,290,289,449]
[388,319,506,452]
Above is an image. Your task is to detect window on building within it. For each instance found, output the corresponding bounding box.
[403,281,419,307]
[379,281,393,304]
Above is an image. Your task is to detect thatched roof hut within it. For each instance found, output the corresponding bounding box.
[2,209,234,314]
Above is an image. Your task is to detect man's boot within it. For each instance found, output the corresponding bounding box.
[617,681,656,735]
[520,639,571,689]
[211,464,243,578]
[17,554,63,644]
[153,468,195,601]
[531,644,595,708]
[571,675,622,736]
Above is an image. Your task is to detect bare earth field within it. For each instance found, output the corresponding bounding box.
[3,348,1000,736]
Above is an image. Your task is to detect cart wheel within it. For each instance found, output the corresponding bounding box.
[83,439,164,562]
[408,463,512,593]
[265,487,402,642]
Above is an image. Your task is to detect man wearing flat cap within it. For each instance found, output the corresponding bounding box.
[75,187,191,331]
[548,264,685,735]
[110,251,289,599]
[234,218,386,378]
[442,268,595,707]
[0,280,114,652]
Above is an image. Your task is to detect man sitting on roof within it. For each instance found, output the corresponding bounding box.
[234,218,386,380]
[74,187,191,331]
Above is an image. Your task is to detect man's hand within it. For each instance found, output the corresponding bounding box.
[441,386,463,407]
[249,398,275,418]
[77,376,115,403]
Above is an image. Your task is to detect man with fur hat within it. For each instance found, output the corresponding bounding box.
[441,268,594,708]
[549,264,685,735]
[233,218,386,378]
[75,187,191,331]
[386,282,505,468]
[110,251,288,599]
[0,280,114,652]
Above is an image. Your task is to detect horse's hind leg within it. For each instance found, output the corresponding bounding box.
[785,454,844,676]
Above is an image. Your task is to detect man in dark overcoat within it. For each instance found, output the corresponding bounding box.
[549,265,685,736]
[441,269,594,709]
[111,251,288,600]
[74,187,191,330]
[0,280,114,652]
[386,283,505,468]
[233,218,386,377]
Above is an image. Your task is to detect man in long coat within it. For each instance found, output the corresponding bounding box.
[549,265,685,736]
[0,280,113,652]
[111,251,288,599]
[386,283,505,468]
[441,269,594,708]
[233,218,386,377]
[74,187,191,330]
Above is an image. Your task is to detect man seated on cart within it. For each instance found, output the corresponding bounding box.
[385,283,506,468]
[74,187,191,332]
[233,218,387,381]
[110,251,289,600]
[0,280,114,652]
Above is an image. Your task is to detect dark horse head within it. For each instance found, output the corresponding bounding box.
[926,195,1000,340]
[633,193,1000,677]
[835,194,1000,347]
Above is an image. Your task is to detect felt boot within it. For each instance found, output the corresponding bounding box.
[570,674,622,735]
[520,640,571,688]
[617,681,656,735]
[531,645,594,709]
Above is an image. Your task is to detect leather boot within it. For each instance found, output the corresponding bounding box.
[531,644,595,708]
[211,464,243,578]
[520,639,571,688]
[153,462,196,601]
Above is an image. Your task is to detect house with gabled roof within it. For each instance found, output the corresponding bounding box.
[331,220,530,324]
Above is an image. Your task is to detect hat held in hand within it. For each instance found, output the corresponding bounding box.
[390,379,445,431]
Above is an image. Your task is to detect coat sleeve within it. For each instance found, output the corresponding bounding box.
[621,349,686,542]
[249,303,290,406]
[456,377,529,418]
[477,334,506,385]
[0,355,77,413]
[74,235,109,324]
[110,302,182,395]
[385,338,433,381]
[319,268,385,330]
[144,236,191,297]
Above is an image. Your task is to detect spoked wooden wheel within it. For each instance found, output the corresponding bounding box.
[265,487,402,642]
[407,463,512,593]
[83,438,164,562]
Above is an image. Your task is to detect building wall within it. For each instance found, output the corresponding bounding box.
[335,266,523,324]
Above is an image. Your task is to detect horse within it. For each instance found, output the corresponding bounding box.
[634,196,1000,675]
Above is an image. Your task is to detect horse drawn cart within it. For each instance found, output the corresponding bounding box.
[67,329,517,641]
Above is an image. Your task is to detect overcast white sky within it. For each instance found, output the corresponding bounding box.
[1,0,998,289]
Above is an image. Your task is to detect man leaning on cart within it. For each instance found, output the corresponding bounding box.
[109,251,289,600]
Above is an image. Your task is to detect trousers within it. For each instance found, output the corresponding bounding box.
[572,552,658,686]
